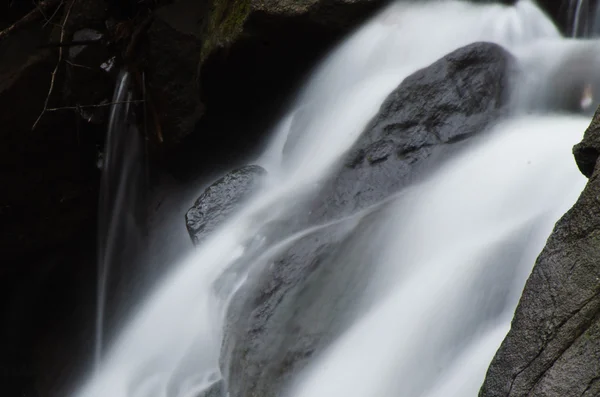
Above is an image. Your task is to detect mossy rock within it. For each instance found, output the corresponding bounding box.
[201,0,252,62]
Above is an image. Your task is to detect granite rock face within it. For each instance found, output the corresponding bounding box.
[479,105,600,397]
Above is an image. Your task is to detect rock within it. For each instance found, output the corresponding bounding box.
[222,42,515,397]
[166,0,386,178]
[574,105,600,177]
[200,379,226,397]
[309,41,515,222]
[185,165,266,245]
[250,0,384,30]
[479,106,600,397]
[142,15,205,146]
[145,0,383,149]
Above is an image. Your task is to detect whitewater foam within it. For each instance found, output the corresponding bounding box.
[76,2,593,397]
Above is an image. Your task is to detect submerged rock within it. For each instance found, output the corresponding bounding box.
[185,165,266,245]
[479,106,600,397]
[222,42,515,397]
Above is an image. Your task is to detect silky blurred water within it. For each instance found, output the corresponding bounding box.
[80,1,595,397]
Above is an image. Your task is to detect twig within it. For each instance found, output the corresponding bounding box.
[65,59,94,70]
[45,100,145,112]
[32,0,76,131]
[0,0,63,42]
[43,0,64,28]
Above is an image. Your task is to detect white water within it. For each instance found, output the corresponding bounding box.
[76,1,594,397]
[96,71,145,372]
[566,0,600,37]
[286,116,588,397]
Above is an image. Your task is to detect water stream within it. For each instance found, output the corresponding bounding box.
[96,71,146,372]
[80,1,597,397]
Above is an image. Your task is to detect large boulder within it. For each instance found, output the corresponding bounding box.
[309,41,515,222]
[479,106,600,397]
[222,42,516,397]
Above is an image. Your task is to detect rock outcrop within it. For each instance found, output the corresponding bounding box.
[222,42,516,397]
[186,165,266,245]
[479,106,600,397]
[250,0,383,30]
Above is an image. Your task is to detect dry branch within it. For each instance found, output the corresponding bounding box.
[45,100,145,112]
[0,0,63,42]
[32,0,76,130]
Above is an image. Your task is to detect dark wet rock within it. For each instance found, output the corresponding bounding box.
[200,379,226,397]
[310,41,515,222]
[67,0,110,31]
[479,106,600,397]
[168,0,386,178]
[574,106,600,178]
[251,0,385,30]
[142,16,205,146]
[222,42,516,397]
[186,165,266,245]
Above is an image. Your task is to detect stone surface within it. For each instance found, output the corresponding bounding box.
[185,165,266,245]
[142,16,205,146]
[251,0,383,29]
[479,105,600,397]
[574,106,600,177]
[222,42,516,397]
[309,41,515,223]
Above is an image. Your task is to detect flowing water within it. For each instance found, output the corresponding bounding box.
[79,1,597,397]
[565,0,600,37]
[96,71,146,371]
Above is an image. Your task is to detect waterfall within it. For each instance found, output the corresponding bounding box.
[565,0,600,37]
[76,1,596,397]
[96,71,146,371]
[285,115,587,397]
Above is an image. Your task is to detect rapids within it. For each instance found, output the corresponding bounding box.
[79,1,597,397]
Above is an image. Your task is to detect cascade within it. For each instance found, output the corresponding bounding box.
[96,71,146,371]
[77,1,597,397]
[565,0,600,37]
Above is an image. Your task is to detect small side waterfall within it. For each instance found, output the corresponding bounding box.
[96,70,146,371]
[565,0,600,37]
[76,1,598,397]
